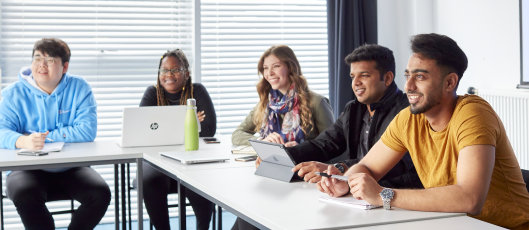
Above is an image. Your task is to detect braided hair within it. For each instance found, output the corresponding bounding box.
[155,49,194,105]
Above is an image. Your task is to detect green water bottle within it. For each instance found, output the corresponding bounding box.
[185,98,199,151]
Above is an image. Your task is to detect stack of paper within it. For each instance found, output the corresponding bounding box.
[319,195,381,210]
[17,142,65,154]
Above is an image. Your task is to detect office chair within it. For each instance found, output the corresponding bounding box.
[1,172,76,230]
[521,169,529,193]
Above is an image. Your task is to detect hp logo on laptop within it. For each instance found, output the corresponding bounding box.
[150,122,159,130]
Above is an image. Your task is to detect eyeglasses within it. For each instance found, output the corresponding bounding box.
[32,56,59,65]
[159,68,186,75]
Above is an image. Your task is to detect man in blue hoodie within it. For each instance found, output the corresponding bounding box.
[0,38,111,230]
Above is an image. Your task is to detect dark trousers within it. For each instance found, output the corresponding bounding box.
[142,163,214,230]
[6,167,111,230]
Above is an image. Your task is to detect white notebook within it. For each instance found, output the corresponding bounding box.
[17,142,65,154]
[231,145,257,155]
[319,195,381,210]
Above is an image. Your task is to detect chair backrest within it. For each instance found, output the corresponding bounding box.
[521,169,529,193]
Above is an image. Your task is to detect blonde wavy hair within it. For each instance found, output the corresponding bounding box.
[253,45,314,134]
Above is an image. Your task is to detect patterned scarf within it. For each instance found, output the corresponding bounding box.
[260,84,305,143]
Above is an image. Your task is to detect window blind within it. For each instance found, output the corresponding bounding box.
[0,0,328,228]
[200,0,329,135]
[0,0,194,228]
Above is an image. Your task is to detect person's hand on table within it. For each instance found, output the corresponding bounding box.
[292,161,336,183]
[317,164,350,197]
[15,131,49,150]
[347,173,384,204]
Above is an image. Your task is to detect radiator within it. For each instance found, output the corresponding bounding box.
[478,92,529,169]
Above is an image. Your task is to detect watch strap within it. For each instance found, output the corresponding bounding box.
[380,188,394,210]
[333,162,346,173]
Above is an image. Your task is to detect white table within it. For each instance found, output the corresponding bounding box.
[139,138,253,229]
[0,141,145,230]
[351,216,506,229]
[142,141,465,230]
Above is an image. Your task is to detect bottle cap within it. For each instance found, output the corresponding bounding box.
[187,98,196,106]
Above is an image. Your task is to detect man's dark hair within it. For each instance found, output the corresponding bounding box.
[32,38,71,64]
[410,33,468,87]
[344,44,396,81]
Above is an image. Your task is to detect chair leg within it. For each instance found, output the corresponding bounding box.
[218,205,222,230]
[1,171,4,230]
[212,205,216,230]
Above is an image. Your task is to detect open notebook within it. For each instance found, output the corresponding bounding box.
[17,142,65,154]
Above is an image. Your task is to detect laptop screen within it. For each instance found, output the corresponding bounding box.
[120,105,186,147]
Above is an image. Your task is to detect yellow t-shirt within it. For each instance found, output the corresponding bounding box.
[381,95,529,229]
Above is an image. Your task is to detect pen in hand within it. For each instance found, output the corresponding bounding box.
[28,130,54,142]
[316,172,348,181]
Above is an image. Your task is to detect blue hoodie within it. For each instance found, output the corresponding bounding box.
[0,67,97,150]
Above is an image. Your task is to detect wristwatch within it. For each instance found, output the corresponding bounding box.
[333,162,346,174]
[379,188,395,210]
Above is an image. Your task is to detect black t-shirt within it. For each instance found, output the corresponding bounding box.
[357,110,372,158]
[139,83,217,137]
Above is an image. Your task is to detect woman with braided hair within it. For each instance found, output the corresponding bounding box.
[140,49,216,230]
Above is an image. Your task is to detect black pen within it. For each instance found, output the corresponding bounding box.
[316,172,348,181]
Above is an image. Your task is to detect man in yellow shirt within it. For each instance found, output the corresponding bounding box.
[318,33,529,229]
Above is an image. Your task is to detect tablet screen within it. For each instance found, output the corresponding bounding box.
[249,139,295,167]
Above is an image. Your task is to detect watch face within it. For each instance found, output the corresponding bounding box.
[380,188,394,199]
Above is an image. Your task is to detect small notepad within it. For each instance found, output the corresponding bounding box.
[231,145,257,155]
[17,142,65,154]
[319,195,381,210]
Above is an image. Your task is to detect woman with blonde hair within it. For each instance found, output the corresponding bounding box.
[231,46,333,229]
[232,45,333,146]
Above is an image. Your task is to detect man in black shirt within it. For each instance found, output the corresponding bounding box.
[289,44,422,189]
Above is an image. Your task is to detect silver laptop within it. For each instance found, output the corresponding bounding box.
[160,151,230,164]
[120,105,186,147]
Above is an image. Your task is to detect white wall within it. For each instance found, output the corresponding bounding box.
[378,0,525,95]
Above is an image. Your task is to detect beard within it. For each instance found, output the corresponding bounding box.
[409,92,442,114]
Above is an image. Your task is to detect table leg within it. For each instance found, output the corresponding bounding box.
[178,181,186,230]
[120,164,126,230]
[127,163,132,230]
[136,159,143,230]
[114,165,119,230]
